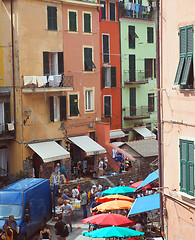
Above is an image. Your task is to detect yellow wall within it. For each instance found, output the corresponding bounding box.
[0,0,5,86]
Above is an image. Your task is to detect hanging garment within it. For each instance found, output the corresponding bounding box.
[126,2,132,10]
[131,3,135,11]
[112,148,117,158]
[135,4,139,12]
[23,76,37,86]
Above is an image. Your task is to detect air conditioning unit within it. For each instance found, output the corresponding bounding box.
[7,123,14,131]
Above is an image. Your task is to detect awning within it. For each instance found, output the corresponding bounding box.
[68,135,106,156]
[110,129,125,139]
[136,169,159,191]
[133,126,156,139]
[28,141,70,163]
[129,193,160,216]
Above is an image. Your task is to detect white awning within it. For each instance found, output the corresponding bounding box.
[28,141,70,163]
[133,127,156,139]
[110,129,125,139]
[68,135,106,156]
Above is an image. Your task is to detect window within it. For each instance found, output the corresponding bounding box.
[102,66,116,88]
[104,95,111,118]
[148,93,154,112]
[147,27,154,43]
[129,55,135,82]
[174,25,193,88]
[145,59,154,78]
[69,11,77,31]
[49,96,66,122]
[129,26,138,49]
[47,6,57,31]
[109,2,115,21]
[84,48,96,71]
[180,139,194,196]
[102,34,110,63]
[100,1,106,20]
[43,52,64,75]
[69,94,79,116]
[0,102,11,133]
[85,90,93,111]
[84,13,91,33]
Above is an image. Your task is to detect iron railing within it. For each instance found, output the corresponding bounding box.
[123,106,151,118]
[124,70,149,83]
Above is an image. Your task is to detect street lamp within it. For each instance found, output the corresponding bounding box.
[24,106,31,125]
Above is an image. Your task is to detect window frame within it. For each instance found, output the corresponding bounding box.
[145,58,153,78]
[100,1,106,20]
[83,46,96,72]
[83,12,92,33]
[147,27,154,43]
[109,2,115,21]
[49,96,67,122]
[128,26,138,49]
[47,6,57,31]
[69,93,80,117]
[84,88,94,112]
[68,10,78,32]
[180,139,194,196]
[103,95,112,118]
[102,34,110,63]
[43,52,64,76]
[148,93,155,112]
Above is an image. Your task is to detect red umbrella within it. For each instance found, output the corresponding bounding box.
[130,181,143,189]
[82,213,136,227]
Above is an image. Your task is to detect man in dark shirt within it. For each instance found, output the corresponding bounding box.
[55,215,66,240]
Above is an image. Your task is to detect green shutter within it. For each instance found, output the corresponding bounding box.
[109,2,115,21]
[70,95,79,116]
[174,57,185,84]
[84,48,93,71]
[47,6,57,30]
[188,141,194,195]
[104,96,111,118]
[103,35,109,63]
[100,1,106,20]
[84,13,91,33]
[111,67,116,87]
[154,59,156,78]
[102,66,106,88]
[145,59,148,78]
[180,140,187,193]
[148,93,154,112]
[58,52,64,75]
[147,27,153,43]
[60,96,67,121]
[4,102,11,123]
[69,11,77,31]
[49,97,54,122]
[129,26,135,49]
[180,55,192,85]
[129,55,135,82]
[43,52,49,75]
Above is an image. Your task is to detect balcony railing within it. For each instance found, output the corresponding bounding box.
[123,106,151,120]
[23,75,74,90]
[124,70,149,84]
[118,3,154,20]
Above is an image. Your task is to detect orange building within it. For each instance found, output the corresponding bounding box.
[99,0,123,140]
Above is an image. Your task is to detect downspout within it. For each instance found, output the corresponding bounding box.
[156,0,164,235]
[11,0,16,139]
[119,13,123,132]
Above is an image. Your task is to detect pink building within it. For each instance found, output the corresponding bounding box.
[160,1,195,239]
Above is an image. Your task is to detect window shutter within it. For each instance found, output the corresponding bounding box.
[100,1,106,20]
[174,57,185,84]
[84,13,91,33]
[104,96,111,117]
[53,7,57,30]
[102,66,106,88]
[129,55,135,82]
[47,6,57,30]
[145,59,148,78]
[180,140,187,193]
[84,48,92,71]
[188,141,194,195]
[154,59,156,78]
[60,96,67,121]
[187,27,193,54]
[103,35,109,63]
[129,26,135,49]
[69,12,76,31]
[180,55,192,85]
[4,102,11,123]
[58,52,64,75]
[180,28,186,55]
[111,67,116,87]
[43,52,49,75]
[49,97,54,122]
[147,27,153,43]
[70,95,79,116]
[148,93,154,112]
[109,3,115,21]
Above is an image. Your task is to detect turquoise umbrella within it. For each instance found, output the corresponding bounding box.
[82,226,144,238]
[102,186,135,196]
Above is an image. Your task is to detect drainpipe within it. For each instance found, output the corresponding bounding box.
[11,0,16,139]
[119,15,123,131]
[156,0,164,235]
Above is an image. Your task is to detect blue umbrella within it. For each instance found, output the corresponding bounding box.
[82,226,144,238]
[136,169,159,191]
[102,186,135,196]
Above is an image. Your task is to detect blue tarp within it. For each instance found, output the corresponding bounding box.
[136,169,159,191]
[129,193,160,216]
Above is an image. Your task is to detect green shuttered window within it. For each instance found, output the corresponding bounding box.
[147,27,154,43]
[109,2,115,21]
[100,1,106,20]
[69,11,77,31]
[47,6,57,31]
[103,34,109,63]
[104,96,111,118]
[174,25,193,88]
[148,93,154,112]
[70,95,79,116]
[129,55,135,82]
[180,140,194,196]
[84,13,91,33]
[102,66,116,88]
[129,26,138,49]
[84,48,96,71]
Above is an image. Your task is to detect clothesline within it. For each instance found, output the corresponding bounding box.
[124,2,153,14]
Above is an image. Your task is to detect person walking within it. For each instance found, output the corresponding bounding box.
[62,200,73,232]
[40,223,52,240]
[55,215,68,240]
[80,190,88,219]
[5,215,17,240]
[98,158,104,177]
[3,224,13,240]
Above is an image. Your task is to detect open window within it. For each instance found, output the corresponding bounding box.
[84,48,96,71]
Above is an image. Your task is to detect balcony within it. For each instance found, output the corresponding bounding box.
[0,123,15,140]
[22,75,74,93]
[124,70,149,85]
[123,106,150,120]
[118,3,154,20]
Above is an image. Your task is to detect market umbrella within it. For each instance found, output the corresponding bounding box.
[82,213,136,227]
[93,200,132,212]
[82,226,144,238]
[97,194,135,203]
[102,186,135,196]
[131,181,151,191]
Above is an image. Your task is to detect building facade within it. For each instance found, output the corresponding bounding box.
[119,0,157,140]
[160,0,195,239]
